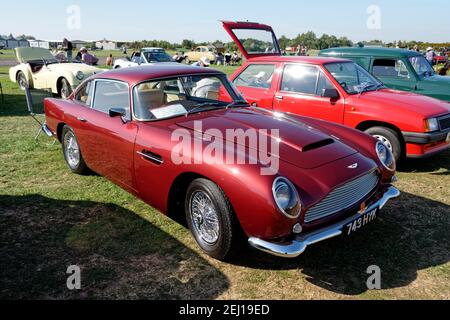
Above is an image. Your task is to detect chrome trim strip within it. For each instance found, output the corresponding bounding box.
[248,186,400,258]
[137,151,164,164]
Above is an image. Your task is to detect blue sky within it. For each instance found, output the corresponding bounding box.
[0,0,448,43]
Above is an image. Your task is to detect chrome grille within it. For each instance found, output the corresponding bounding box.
[438,114,450,131]
[305,170,379,223]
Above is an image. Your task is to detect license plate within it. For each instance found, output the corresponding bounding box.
[344,208,378,236]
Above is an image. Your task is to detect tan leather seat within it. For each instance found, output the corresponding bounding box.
[137,89,165,110]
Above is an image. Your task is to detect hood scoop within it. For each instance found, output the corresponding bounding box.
[301,138,334,152]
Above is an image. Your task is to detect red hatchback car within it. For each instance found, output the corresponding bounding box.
[223,21,450,161]
[42,65,399,260]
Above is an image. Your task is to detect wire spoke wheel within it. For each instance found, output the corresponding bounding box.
[190,191,220,245]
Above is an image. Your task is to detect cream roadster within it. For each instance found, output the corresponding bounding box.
[9,47,102,98]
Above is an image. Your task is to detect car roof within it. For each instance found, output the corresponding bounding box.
[248,55,350,65]
[91,64,225,85]
[320,47,422,58]
[142,47,164,51]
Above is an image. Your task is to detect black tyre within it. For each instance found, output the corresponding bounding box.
[62,126,88,174]
[59,78,72,99]
[17,72,28,90]
[185,178,241,260]
[365,126,402,161]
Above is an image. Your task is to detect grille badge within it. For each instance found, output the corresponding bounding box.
[348,163,359,169]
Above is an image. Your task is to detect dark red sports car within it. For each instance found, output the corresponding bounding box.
[43,64,399,260]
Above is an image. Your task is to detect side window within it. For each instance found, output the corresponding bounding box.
[74,81,94,106]
[373,59,410,78]
[316,72,335,96]
[233,64,276,89]
[281,64,319,95]
[92,81,130,118]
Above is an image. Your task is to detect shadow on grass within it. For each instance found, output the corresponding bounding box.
[0,92,29,117]
[398,149,450,175]
[0,194,229,300]
[231,192,450,295]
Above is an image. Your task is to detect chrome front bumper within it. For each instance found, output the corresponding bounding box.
[248,186,400,258]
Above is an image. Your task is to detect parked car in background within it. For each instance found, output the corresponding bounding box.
[9,47,102,98]
[222,21,450,161]
[113,47,175,69]
[185,46,217,64]
[319,47,450,102]
[42,64,399,260]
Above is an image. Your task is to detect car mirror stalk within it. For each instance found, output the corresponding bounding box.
[109,108,128,123]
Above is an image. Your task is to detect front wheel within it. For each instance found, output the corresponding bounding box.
[185,178,241,260]
[62,126,88,174]
[59,78,72,99]
[365,126,402,162]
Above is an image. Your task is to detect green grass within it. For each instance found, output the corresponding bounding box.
[0,63,449,300]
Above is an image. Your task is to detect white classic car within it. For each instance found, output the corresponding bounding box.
[113,47,175,69]
[9,47,103,98]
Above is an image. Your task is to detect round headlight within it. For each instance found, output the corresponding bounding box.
[76,71,85,81]
[376,141,395,171]
[272,177,302,219]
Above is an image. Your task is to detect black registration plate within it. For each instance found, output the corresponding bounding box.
[344,208,378,236]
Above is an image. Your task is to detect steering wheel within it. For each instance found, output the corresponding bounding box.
[339,82,348,91]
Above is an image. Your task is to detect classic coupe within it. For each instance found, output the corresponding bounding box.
[319,47,450,102]
[113,47,175,69]
[222,21,450,161]
[42,64,399,260]
[9,47,102,98]
[185,46,217,64]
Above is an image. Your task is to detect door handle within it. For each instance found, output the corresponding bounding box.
[77,117,87,122]
[275,95,284,100]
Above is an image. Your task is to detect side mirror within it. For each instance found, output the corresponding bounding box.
[322,88,340,99]
[109,108,127,121]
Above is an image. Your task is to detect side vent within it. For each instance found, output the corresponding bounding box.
[137,150,164,165]
[301,139,334,152]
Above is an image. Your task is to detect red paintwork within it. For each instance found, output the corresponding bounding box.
[224,22,450,158]
[44,64,395,241]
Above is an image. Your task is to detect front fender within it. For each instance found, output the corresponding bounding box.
[51,72,77,93]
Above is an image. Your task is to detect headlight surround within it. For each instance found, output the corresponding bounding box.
[272,177,302,219]
[75,71,85,81]
[376,141,396,171]
[424,118,439,132]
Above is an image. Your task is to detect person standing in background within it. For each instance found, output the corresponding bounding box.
[63,38,73,62]
[426,47,436,66]
[106,54,114,67]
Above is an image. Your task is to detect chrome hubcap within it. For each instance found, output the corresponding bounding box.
[64,131,80,168]
[18,76,27,90]
[374,135,393,152]
[190,191,220,245]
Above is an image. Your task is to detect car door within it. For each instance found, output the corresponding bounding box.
[76,79,138,193]
[232,63,279,109]
[273,63,345,124]
[370,58,418,91]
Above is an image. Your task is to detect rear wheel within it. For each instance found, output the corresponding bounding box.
[62,126,88,174]
[17,72,28,90]
[59,78,72,99]
[365,126,402,162]
[185,178,241,260]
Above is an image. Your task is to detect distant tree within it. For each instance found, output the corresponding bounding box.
[278,35,290,50]
[182,39,195,50]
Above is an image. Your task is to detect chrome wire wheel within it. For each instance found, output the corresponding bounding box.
[374,134,393,152]
[189,191,220,245]
[17,73,28,90]
[64,131,80,169]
